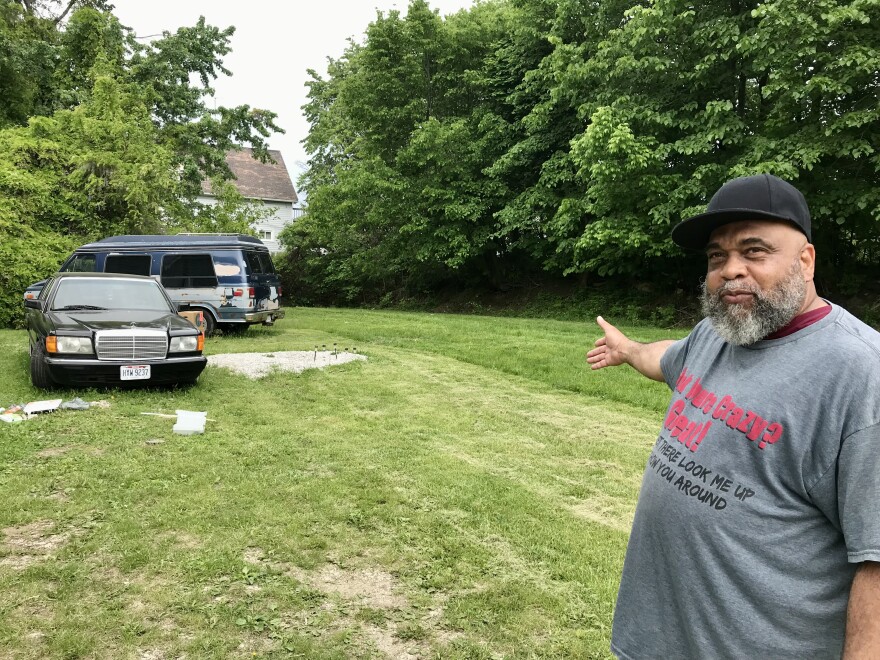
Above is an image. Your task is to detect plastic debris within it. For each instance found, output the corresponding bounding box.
[172,410,207,435]
[23,399,63,416]
[140,410,210,435]
[0,414,24,423]
[60,398,90,411]
[90,400,111,409]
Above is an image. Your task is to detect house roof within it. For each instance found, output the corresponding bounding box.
[201,148,298,203]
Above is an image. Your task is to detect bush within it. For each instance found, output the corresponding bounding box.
[0,230,79,328]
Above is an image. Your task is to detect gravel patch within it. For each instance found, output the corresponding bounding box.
[207,351,366,379]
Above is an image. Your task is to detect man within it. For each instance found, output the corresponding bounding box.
[587,174,880,659]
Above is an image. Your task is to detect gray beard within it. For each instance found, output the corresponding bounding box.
[700,262,807,346]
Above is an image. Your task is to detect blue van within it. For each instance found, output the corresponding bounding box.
[24,234,285,335]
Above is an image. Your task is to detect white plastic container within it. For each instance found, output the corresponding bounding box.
[172,410,207,435]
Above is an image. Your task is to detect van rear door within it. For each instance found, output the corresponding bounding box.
[244,251,275,310]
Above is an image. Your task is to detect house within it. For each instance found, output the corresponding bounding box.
[198,148,301,253]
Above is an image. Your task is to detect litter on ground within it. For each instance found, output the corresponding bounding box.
[141,410,210,435]
[0,398,107,423]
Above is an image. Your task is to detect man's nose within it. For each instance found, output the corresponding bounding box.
[720,254,748,280]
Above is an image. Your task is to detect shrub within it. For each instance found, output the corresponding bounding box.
[0,229,79,328]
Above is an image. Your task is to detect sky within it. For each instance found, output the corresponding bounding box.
[111,0,478,194]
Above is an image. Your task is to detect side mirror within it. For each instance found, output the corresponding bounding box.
[24,298,44,310]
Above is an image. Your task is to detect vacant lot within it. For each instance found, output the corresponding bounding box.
[0,309,682,659]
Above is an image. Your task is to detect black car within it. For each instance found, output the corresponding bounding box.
[25,272,207,388]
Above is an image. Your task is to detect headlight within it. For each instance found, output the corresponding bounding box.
[53,336,93,354]
[169,336,199,353]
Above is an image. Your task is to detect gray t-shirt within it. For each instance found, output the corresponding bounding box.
[611,304,880,660]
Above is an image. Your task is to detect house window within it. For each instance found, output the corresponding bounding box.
[257,230,273,241]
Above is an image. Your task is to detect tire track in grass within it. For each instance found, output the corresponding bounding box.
[368,346,659,532]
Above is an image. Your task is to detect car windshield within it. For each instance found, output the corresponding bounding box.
[52,278,172,312]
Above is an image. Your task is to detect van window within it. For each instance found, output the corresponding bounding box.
[212,254,244,278]
[245,251,264,275]
[161,254,219,289]
[261,253,277,274]
[62,253,97,273]
[245,251,276,275]
[105,254,151,276]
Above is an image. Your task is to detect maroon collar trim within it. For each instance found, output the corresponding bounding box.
[764,304,832,340]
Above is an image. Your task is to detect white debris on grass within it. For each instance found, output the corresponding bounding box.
[207,351,366,380]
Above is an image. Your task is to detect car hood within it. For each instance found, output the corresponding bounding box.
[49,310,197,333]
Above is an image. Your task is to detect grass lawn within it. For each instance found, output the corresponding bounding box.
[0,309,684,659]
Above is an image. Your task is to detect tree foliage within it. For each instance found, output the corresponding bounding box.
[290,0,879,303]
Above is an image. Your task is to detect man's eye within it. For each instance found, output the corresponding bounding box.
[707,252,724,261]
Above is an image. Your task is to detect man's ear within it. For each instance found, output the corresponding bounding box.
[800,243,816,281]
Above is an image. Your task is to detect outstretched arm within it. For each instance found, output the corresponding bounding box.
[586,316,675,383]
[844,561,880,659]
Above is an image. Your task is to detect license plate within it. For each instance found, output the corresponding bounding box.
[120,365,151,381]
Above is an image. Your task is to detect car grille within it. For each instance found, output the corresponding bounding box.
[95,329,168,361]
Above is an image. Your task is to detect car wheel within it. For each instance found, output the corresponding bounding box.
[30,344,55,389]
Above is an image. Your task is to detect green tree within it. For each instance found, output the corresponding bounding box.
[295,0,515,299]
[563,0,878,282]
[0,0,58,125]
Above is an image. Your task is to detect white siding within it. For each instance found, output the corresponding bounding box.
[196,196,295,253]
[251,200,293,253]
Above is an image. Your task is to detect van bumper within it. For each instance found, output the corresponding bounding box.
[244,308,285,324]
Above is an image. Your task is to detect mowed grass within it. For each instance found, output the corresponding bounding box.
[0,308,683,659]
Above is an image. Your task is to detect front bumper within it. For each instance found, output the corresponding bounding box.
[44,355,207,386]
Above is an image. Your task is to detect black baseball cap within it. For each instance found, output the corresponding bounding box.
[671,174,812,249]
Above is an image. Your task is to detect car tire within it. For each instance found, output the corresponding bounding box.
[30,344,55,389]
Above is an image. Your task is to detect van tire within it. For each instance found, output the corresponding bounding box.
[30,344,55,389]
[202,312,216,337]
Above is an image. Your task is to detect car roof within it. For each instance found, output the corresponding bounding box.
[77,234,267,250]
[53,272,157,281]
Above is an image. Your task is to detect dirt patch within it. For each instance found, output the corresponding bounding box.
[36,446,74,458]
[158,531,201,550]
[46,489,71,503]
[245,548,405,609]
[35,445,103,458]
[0,520,74,569]
[310,565,407,610]
[241,550,466,658]
[363,624,420,660]
[243,547,265,565]
[137,651,166,660]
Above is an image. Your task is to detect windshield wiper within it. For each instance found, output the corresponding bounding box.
[54,305,107,311]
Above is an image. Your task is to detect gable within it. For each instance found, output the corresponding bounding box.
[201,148,299,203]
